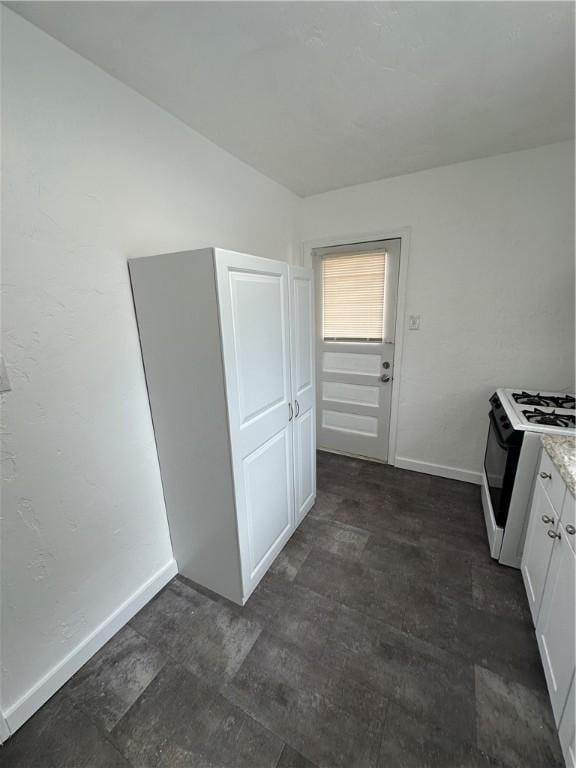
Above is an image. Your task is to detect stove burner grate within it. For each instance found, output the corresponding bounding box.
[522,408,576,428]
[513,391,576,409]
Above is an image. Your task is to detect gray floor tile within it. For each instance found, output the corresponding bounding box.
[294,516,370,560]
[265,580,339,660]
[129,579,214,661]
[206,707,284,768]
[475,666,563,768]
[402,583,544,690]
[111,662,230,768]
[270,533,312,581]
[362,529,431,577]
[308,489,344,520]
[378,703,501,768]
[179,601,262,685]
[0,694,129,768]
[225,651,383,768]
[270,689,382,768]
[330,496,423,539]
[64,624,166,732]
[324,606,476,742]
[294,546,407,629]
[276,744,318,768]
[316,451,365,476]
[471,562,531,622]
[427,475,481,506]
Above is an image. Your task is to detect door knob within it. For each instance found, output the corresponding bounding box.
[380,374,391,383]
[547,529,561,540]
[542,515,555,525]
[566,524,575,535]
[540,472,552,480]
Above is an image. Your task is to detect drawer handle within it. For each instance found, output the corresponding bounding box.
[566,524,575,536]
[540,472,552,480]
[542,515,555,525]
[547,529,561,540]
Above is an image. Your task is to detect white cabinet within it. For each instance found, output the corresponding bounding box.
[522,480,559,622]
[290,266,316,524]
[536,519,575,724]
[559,675,575,768]
[129,248,315,604]
[522,446,576,763]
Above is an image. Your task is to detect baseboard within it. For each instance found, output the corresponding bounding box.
[3,558,178,735]
[0,714,11,744]
[394,456,482,485]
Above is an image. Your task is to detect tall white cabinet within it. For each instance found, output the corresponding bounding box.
[129,248,316,605]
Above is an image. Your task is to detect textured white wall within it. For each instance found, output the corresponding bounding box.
[301,141,575,478]
[1,10,298,718]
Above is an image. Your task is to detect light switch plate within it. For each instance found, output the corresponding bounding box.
[0,357,11,393]
[408,314,421,331]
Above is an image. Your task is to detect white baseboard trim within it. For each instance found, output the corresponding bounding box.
[0,714,11,744]
[394,456,482,485]
[3,558,178,736]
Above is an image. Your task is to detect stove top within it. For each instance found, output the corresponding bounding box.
[512,391,576,409]
[522,408,575,428]
[499,388,576,434]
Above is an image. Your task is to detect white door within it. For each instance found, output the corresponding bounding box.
[290,265,316,524]
[521,480,558,623]
[215,250,294,598]
[315,239,400,462]
[536,520,575,724]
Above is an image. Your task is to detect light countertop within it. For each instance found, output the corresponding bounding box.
[541,434,576,497]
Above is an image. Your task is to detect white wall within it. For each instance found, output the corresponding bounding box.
[301,141,575,480]
[0,9,299,729]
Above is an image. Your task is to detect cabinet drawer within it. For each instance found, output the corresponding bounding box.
[561,491,576,553]
[539,450,567,514]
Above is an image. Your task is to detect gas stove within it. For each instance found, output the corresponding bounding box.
[500,388,575,434]
[482,387,575,569]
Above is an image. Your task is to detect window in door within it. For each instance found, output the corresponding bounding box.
[322,250,386,342]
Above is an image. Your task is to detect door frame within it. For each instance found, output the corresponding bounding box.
[301,227,411,467]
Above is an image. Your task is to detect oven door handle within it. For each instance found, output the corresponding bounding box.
[489,411,509,449]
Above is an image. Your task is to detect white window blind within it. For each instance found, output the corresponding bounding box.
[322,251,386,342]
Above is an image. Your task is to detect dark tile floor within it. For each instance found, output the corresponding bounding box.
[1,452,564,768]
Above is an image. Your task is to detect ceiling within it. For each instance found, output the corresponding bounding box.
[8,1,575,197]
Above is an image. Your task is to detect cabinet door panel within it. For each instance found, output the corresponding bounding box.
[522,480,557,624]
[290,266,316,524]
[536,523,576,724]
[229,271,286,424]
[559,675,575,768]
[243,428,292,574]
[216,250,294,598]
[294,407,315,519]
